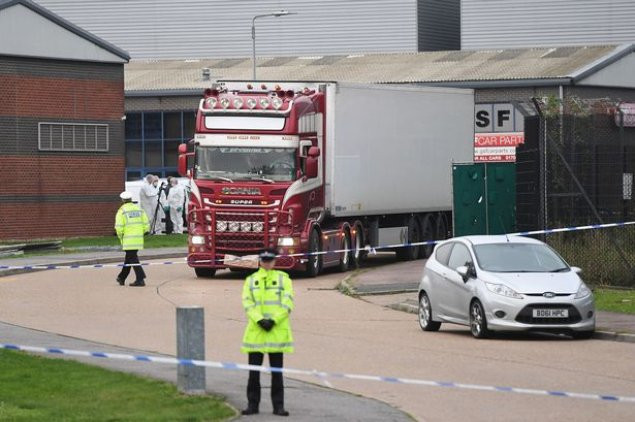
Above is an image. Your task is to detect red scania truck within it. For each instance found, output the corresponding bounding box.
[178,81,474,277]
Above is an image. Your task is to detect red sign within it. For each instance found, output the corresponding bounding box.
[474,132,525,147]
[474,132,523,163]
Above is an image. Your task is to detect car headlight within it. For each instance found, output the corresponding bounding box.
[485,282,523,299]
[278,237,296,247]
[575,282,592,299]
[191,235,205,245]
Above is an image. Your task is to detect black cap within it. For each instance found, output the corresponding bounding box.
[259,249,278,261]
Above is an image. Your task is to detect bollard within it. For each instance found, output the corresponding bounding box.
[176,306,206,394]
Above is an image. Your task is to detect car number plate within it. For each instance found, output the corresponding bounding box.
[223,254,259,269]
[532,308,569,318]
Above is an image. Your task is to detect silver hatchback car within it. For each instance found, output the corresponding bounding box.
[418,235,595,339]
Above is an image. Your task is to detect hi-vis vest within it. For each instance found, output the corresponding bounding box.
[114,202,150,251]
[241,268,294,354]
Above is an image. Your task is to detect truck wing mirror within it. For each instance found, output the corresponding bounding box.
[306,157,318,179]
[308,146,321,158]
[178,154,188,177]
[299,140,313,157]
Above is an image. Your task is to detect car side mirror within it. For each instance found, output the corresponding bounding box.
[571,266,582,275]
[456,266,469,281]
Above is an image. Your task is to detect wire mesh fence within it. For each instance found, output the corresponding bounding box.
[518,97,635,287]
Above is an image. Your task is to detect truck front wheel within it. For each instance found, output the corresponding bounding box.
[305,229,322,278]
[194,268,216,278]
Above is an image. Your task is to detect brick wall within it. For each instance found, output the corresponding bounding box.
[0,56,125,241]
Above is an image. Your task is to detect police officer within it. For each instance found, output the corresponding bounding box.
[115,191,150,287]
[241,249,294,416]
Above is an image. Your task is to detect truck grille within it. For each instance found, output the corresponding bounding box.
[515,304,582,325]
[189,207,291,253]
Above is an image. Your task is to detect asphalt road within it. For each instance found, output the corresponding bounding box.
[1,258,634,421]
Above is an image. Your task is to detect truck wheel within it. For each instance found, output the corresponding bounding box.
[436,213,448,240]
[397,216,419,261]
[337,230,351,272]
[418,214,435,259]
[350,225,364,269]
[305,229,322,278]
[194,268,216,278]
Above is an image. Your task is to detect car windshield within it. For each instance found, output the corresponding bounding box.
[473,243,569,273]
[196,146,297,182]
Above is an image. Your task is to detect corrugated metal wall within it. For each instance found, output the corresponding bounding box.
[417,0,460,51]
[462,0,635,49]
[36,0,419,59]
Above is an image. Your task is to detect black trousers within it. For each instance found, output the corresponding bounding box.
[247,352,284,410]
[117,250,146,282]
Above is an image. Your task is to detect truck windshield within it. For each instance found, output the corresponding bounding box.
[196,147,297,182]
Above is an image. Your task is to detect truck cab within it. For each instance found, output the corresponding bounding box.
[179,82,328,277]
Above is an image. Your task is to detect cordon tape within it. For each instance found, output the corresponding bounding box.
[1,343,634,403]
[1,221,634,271]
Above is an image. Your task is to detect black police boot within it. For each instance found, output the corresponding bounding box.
[241,406,259,415]
[273,408,289,416]
[116,277,125,286]
[129,280,145,287]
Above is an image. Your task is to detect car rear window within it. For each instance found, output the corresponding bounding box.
[435,243,453,266]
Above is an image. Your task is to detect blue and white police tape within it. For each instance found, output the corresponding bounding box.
[1,342,634,404]
[2,220,635,271]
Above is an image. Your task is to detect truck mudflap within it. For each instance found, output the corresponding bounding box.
[187,207,294,269]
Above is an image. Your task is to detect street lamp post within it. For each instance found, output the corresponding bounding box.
[251,10,295,80]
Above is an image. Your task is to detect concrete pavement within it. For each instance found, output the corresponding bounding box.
[1,259,634,421]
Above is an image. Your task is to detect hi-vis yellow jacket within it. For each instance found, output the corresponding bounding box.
[114,202,150,250]
[241,268,294,354]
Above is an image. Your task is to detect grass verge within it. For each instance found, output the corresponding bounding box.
[594,288,635,315]
[0,349,234,421]
[61,234,188,249]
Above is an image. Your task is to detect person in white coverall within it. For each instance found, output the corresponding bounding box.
[167,178,185,233]
[139,175,164,234]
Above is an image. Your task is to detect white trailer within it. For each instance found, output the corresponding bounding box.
[324,83,474,217]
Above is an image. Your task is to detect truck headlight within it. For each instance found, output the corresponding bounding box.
[485,282,523,299]
[278,237,296,247]
[575,282,592,299]
[191,235,205,245]
[228,221,240,232]
[252,222,264,232]
[216,221,228,232]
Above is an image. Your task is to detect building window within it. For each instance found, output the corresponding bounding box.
[124,111,195,180]
[39,123,109,152]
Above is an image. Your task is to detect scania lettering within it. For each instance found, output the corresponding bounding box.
[179,82,474,278]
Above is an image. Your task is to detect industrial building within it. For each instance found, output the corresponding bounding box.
[462,0,635,50]
[0,0,129,240]
[35,0,460,59]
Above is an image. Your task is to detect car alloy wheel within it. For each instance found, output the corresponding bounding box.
[418,293,441,331]
[470,300,489,339]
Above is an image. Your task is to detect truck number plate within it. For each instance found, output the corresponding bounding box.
[223,254,259,269]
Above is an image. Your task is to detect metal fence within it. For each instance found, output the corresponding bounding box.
[516,97,635,287]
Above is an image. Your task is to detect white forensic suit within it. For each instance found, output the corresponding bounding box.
[139,180,164,234]
[167,183,185,233]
